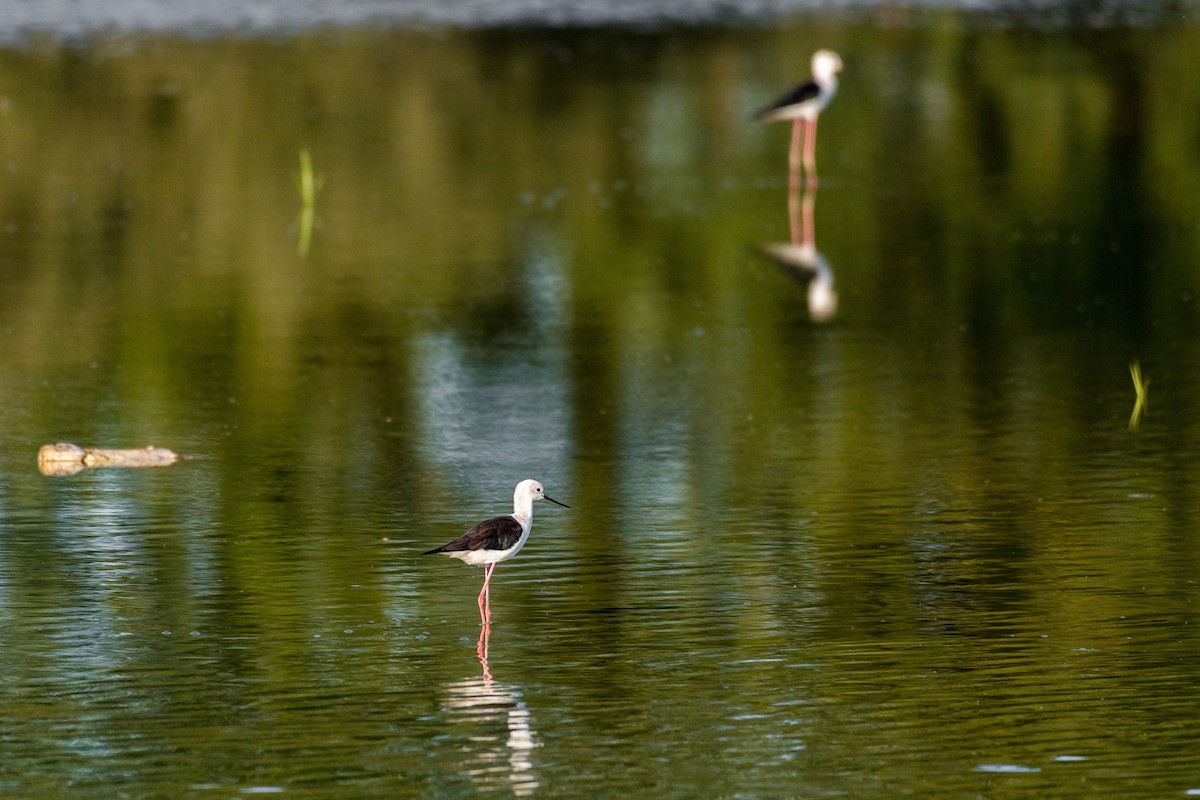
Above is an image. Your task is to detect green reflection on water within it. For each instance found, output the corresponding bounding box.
[0,10,1199,798]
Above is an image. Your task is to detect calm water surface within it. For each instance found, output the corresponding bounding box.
[1,6,1200,798]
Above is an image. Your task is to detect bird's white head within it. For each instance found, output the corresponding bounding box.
[515,479,545,502]
[514,479,571,509]
[812,50,843,81]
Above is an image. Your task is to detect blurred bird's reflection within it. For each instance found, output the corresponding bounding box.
[761,184,838,322]
[762,241,838,322]
[478,619,492,684]
[442,673,540,796]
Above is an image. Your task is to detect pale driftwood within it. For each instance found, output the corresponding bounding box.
[38,442,181,475]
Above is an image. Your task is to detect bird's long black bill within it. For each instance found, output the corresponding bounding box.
[545,495,571,509]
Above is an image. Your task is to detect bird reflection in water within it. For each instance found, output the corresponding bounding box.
[761,182,838,323]
[477,617,493,684]
[443,659,540,796]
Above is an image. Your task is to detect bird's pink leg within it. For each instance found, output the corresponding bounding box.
[803,117,819,184]
[475,566,489,628]
[477,562,494,626]
[801,185,816,249]
[788,119,803,193]
[788,180,801,246]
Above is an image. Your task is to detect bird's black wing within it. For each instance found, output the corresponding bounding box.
[755,80,820,120]
[422,515,523,555]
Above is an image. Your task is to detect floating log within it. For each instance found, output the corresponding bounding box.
[38,442,181,476]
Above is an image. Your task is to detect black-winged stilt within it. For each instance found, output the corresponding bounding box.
[422,479,569,626]
[757,49,843,184]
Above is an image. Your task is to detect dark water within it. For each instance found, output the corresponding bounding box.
[1,7,1200,798]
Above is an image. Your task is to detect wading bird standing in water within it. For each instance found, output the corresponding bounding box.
[423,479,570,627]
[757,49,843,186]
